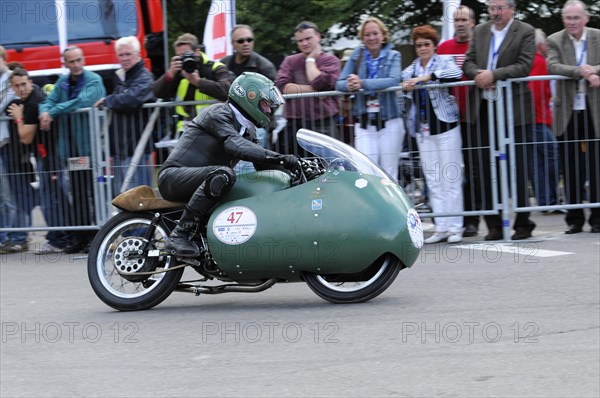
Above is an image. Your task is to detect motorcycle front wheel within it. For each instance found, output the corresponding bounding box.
[87,212,184,311]
[303,254,402,304]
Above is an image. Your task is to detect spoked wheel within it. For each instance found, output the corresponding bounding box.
[303,254,402,304]
[87,212,184,311]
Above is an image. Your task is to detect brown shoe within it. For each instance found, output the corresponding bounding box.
[485,227,502,241]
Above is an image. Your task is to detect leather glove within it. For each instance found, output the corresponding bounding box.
[276,154,300,171]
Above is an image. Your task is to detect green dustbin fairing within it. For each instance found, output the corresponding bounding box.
[207,169,421,282]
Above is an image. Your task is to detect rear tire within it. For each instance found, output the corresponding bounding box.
[303,254,402,304]
[87,212,184,311]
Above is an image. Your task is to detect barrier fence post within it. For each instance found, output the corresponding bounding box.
[497,80,513,241]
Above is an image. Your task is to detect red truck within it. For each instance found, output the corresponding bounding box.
[0,0,165,89]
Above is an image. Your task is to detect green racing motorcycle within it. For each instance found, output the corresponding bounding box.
[88,129,424,311]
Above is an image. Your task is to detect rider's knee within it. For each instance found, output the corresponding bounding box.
[204,168,236,199]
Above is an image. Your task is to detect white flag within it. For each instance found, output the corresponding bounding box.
[202,0,236,61]
[56,0,68,70]
[441,0,461,43]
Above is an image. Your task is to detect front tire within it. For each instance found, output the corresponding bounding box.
[303,254,402,304]
[87,212,184,311]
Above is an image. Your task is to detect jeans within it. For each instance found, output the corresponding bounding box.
[0,149,29,245]
[7,173,35,244]
[0,150,15,244]
[37,158,75,248]
[528,124,559,206]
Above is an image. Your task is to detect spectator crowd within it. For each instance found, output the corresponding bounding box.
[0,0,599,255]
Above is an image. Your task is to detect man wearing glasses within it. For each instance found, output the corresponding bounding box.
[547,0,600,234]
[221,25,277,82]
[221,25,278,149]
[154,33,234,135]
[463,0,537,240]
[276,21,341,156]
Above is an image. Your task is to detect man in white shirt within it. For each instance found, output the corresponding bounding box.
[462,0,536,241]
[547,0,600,234]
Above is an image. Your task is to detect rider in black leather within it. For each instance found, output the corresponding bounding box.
[158,72,299,257]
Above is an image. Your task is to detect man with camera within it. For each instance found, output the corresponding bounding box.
[153,33,234,134]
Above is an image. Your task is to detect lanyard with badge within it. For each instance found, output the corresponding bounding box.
[365,50,382,115]
[483,33,503,101]
[574,39,587,110]
[489,34,503,70]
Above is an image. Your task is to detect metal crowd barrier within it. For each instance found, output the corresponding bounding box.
[1,76,599,242]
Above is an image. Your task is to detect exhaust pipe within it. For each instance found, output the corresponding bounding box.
[177,279,277,295]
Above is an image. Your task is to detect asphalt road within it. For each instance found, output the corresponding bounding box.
[1,212,599,397]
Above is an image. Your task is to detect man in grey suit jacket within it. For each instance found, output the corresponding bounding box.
[462,0,536,241]
[547,0,600,234]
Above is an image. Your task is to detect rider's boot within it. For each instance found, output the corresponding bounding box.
[165,208,203,257]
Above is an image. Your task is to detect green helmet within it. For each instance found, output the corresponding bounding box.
[228,72,284,128]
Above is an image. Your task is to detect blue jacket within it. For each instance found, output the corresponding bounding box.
[336,44,401,121]
[105,61,156,156]
[39,69,105,161]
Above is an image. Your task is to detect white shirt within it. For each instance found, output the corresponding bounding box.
[569,28,588,99]
[568,28,588,66]
[487,18,514,70]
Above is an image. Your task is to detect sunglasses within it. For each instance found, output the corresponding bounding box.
[236,37,254,44]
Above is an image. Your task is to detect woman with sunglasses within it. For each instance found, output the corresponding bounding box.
[336,16,404,180]
[402,25,464,244]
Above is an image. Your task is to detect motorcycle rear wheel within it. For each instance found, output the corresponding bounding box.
[303,254,401,304]
[87,212,184,311]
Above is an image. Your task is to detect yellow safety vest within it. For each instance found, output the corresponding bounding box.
[175,54,225,132]
[42,83,56,95]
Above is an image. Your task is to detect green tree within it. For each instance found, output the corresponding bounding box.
[331,0,599,42]
[165,0,211,56]
[166,0,356,65]
[165,0,599,65]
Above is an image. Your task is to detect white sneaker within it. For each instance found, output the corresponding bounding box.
[424,232,449,244]
[35,244,63,255]
[447,233,463,243]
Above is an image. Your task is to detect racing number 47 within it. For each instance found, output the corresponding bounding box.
[226,211,244,224]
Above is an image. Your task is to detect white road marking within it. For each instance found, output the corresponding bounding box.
[453,243,574,258]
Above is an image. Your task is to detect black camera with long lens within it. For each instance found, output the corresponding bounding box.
[177,50,199,73]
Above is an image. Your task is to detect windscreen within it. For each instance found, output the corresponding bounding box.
[0,0,138,47]
[296,128,392,180]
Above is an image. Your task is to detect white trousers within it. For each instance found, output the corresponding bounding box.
[354,117,405,180]
[417,125,464,233]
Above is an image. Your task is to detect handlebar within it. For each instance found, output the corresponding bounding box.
[291,157,327,186]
